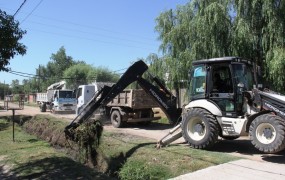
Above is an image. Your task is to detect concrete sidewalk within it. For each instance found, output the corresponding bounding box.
[171,159,285,180]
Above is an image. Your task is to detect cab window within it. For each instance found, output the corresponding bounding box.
[211,65,233,93]
[189,65,206,99]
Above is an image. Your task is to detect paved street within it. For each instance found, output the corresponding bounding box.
[172,159,285,180]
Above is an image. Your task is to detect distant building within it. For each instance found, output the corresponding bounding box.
[28,93,37,103]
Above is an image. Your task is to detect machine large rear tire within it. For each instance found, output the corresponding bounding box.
[249,114,285,153]
[182,108,219,149]
[111,110,124,128]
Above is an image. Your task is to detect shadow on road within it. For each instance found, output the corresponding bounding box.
[127,122,174,130]
[211,138,285,164]
[102,119,175,131]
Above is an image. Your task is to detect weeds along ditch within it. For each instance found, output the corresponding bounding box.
[1,115,113,176]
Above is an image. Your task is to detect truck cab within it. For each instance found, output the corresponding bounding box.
[51,89,77,112]
[76,85,98,115]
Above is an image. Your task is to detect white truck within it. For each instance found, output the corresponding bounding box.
[77,82,160,127]
[37,81,77,113]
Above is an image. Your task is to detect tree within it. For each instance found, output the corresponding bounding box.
[232,0,285,91]
[0,82,11,99]
[155,0,285,92]
[0,10,26,71]
[50,46,75,77]
[88,67,120,83]
[10,79,23,94]
[32,46,78,91]
[155,1,231,90]
[63,63,93,89]
[63,63,120,89]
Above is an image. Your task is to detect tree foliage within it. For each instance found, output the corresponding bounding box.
[63,61,120,89]
[0,82,11,99]
[154,0,285,91]
[33,46,78,91]
[63,63,92,89]
[7,46,120,94]
[0,10,26,71]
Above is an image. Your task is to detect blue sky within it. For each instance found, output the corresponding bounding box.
[0,0,189,85]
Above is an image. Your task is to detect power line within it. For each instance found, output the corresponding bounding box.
[8,71,39,79]
[112,67,128,73]
[26,20,157,46]
[2,5,156,41]
[29,14,155,41]
[9,70,40,77]
[25,28,157,51]
[7,68,124,81]
[13,0,27,17]
[21,0,44,24]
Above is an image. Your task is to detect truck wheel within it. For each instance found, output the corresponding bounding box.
[182,108,219,149]
[111,110,124,128]
[40,103,46,112]
[249,114,285,153]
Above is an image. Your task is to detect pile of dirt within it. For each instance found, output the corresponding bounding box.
[23,115,67,147]
[22,115,109,173]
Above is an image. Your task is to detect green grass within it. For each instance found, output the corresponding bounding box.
[155,117,169,124]
[100,131,240,179]
[0,118,109,179]
[0,115,240,180]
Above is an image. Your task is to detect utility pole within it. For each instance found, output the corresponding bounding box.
[38,65,40,92]
[3,80,5,100]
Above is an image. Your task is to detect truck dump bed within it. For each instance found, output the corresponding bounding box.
[36,93,48,102]
[107,89,159,109]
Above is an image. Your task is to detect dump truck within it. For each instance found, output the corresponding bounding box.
[37,81,77,113]
[65,57,285,154]
[77,83,160,127]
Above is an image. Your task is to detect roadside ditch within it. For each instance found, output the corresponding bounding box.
[1,114,120,178]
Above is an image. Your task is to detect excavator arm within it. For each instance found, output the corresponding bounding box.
[65,60,182,140]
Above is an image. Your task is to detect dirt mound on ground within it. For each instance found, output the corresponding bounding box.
[23,115,67,147]
[22,115,109,173]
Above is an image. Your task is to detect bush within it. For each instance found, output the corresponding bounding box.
[13,94,20,101]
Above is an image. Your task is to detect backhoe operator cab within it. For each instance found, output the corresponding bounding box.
[183,56,285,153]
[189,57,254,117]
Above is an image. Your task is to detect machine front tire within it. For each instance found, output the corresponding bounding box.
[249,114,285,153]
[111,110,124,128]
[182,108,219,149]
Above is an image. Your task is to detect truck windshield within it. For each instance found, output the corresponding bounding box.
[189,65,206,99]
[59,91,74,98]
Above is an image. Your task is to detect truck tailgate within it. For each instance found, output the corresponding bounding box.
[107,89,159,109]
